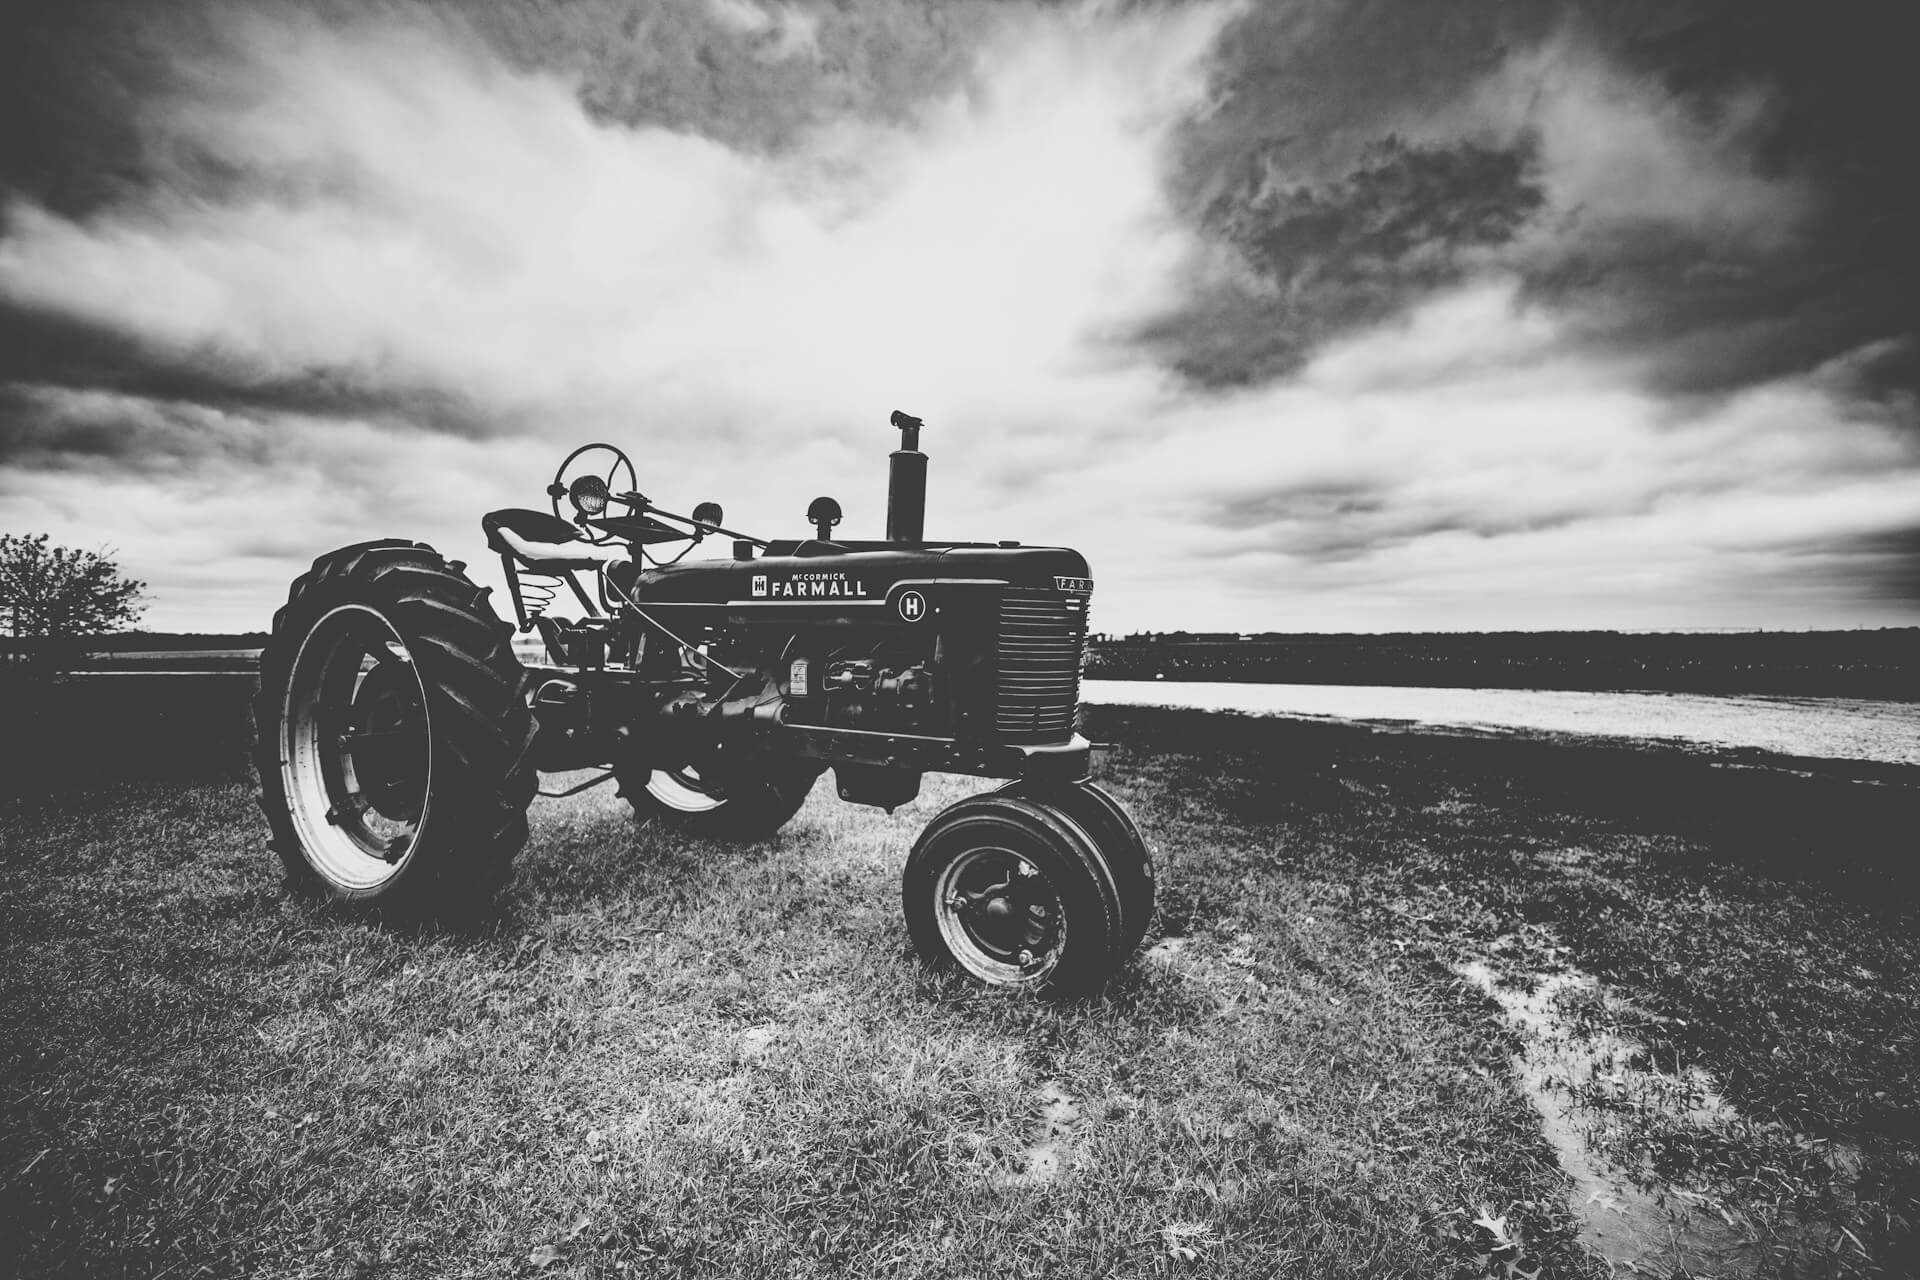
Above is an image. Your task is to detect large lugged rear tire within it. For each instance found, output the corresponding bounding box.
[254,540,536,915]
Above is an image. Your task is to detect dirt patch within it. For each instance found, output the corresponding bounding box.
[996,1081,1087,1188]
[1459,959,1862,1276]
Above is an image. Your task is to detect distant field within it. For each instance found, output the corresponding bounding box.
[1088,628,1920,700]
[2,697,1915,1277]
[2,675,259,796]
[1086,679,1920,767]
[78,648,262,672]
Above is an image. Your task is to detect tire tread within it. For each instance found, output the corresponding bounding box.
[253,540,534,916]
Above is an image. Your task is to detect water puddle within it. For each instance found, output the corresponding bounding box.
[1457,960,1858,1276]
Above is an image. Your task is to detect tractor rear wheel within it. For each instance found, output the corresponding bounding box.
[615,756,820,839]
[902,793,1123,996]
[254,540,535,915]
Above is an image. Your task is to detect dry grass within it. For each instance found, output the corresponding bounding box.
[3,702,1914,1277]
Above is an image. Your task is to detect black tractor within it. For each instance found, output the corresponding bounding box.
[254,412,1152,993]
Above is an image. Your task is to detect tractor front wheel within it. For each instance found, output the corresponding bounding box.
[254,541,535,915]
[997,778,1155,956]
[902,793,1124,996]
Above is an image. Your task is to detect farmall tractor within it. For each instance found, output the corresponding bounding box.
[255,413,1153,993]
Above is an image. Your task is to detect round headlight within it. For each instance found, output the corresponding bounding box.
[805,495,841,528]
[569,475,610,516]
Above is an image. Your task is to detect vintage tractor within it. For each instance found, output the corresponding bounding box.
[254,413,1153,993]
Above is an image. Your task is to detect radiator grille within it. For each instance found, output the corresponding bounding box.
[995,588,1087,743]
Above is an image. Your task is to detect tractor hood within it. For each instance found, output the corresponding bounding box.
[637,543,1091,606]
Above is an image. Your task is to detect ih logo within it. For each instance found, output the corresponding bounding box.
[897,590,928,622]
[751,574,768,597]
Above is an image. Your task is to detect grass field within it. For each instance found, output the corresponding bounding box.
[2,699,1915,1278]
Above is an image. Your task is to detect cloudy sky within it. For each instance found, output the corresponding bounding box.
[1,0,1914,634]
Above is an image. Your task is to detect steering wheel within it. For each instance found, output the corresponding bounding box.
[549,443,638,546]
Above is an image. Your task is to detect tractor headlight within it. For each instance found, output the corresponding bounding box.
[569,475,610,517]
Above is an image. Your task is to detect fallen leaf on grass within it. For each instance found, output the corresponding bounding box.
[529,1244,562,1269]
[1162,1221,1217,1263]
[1472,1206,1519,1254]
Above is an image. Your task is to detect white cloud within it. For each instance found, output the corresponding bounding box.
[989,278,1920,632]
[0,1,1242,627]
[0,2,1226,433]
[704,0,820,59]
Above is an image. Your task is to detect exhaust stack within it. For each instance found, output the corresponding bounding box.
[886,410,927,542]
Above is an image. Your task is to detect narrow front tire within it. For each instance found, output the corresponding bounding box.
[903,793,1123,996]
[998,778,1156,957]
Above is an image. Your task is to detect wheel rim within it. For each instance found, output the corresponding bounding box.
[280,604,434,891]
[932,845,1065,985]
[646,765,728,814]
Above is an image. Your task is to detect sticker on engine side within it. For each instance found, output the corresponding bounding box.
[1054,576,1093,593]
[749,570,871,600]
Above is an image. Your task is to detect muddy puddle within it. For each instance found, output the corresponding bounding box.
[1458,960,1859,1276]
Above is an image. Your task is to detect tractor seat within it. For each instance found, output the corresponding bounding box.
[603,557,643,602]
[482,509,611,572]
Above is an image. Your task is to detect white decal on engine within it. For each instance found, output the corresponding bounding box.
[754,571,871,600]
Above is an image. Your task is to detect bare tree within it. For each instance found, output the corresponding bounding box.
[0,533,148,672]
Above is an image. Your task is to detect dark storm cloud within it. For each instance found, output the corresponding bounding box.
[0,0,1011,467]
[0,376,496,480]
[1215,481,1612,565]
[1595,0,1917,396]
[0,0,998,215]
[0,382,277,475]
[0,0,156,218]
[7,0,1908,416]
[1149,136,1546,386]
[1154,0,1918,399]
[460,0,995,147]
[0,304,494,441]
[1805,527,1920,609]
[1248,514,1455,566]
[1214,482,1387,532]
